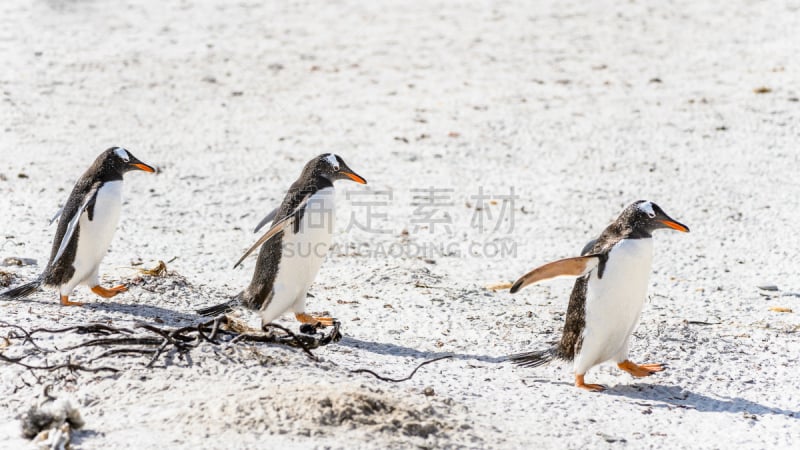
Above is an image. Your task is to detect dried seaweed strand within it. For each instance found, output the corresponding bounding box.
[0,315,343,374]
[351,355,453,382]
[0,320,46,351]
[0,353,118,373]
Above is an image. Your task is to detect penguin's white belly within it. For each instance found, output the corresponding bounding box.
[575,238,653,372]
[259,187,335,323]
[69,181,123,287]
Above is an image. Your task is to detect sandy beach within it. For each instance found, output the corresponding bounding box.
[1,0,799,448]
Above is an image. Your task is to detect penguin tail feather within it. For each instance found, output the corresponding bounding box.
[196,299,237,317]
[0,279,43,299]
[506,347,557,368]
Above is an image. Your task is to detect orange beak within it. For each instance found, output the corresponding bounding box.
[132,163,156,173]
[344,171,367,184]
[661,220,689,232]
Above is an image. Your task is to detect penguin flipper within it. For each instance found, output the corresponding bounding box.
[233,194,312,269]
[253,207,278,233]
[49,207,63,226]
[510,255,600,293]
[51,183,100,267]
[0,279,43,299]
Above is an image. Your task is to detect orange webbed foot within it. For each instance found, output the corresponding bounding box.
[294,312,335,327]
[60,295,84,307]
[91,284,128,299]
[575,374,605,392]
[617,360,666,377]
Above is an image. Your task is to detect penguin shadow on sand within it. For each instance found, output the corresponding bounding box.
[606,383,799,418]
[339,336,507,363]
[1,297,197,326]
[85,301,199,325]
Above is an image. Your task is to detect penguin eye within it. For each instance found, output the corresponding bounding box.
[333,165,340,171]
[647,211,655,219]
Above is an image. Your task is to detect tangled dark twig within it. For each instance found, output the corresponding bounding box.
[0,353,118,374]
[0,317,342,374]
[350,355,453,382]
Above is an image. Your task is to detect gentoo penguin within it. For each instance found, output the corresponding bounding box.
[0,147,155,306]
[508,200,689,391]
[197,153,367,328]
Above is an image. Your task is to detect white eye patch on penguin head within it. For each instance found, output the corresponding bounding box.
[637,201,656,218]
[113,147,131,162]
[325,153,340,171]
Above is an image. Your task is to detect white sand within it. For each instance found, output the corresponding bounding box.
[1,0,799,448]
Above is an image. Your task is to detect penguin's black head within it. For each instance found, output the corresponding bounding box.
[622,200,689,237]
[102,147,156,175]
[308,153,367,185]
